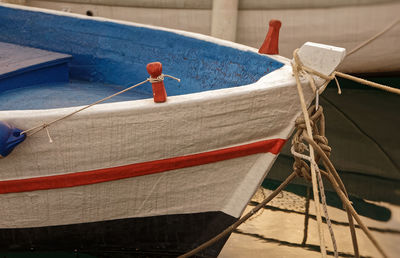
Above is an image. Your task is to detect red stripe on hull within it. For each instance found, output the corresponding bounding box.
[0,138,286,194]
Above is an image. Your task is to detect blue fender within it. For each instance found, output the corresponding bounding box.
[0,121,26,158]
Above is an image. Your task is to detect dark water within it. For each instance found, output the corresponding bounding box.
[0,252,95,258]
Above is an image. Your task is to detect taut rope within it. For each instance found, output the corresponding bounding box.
[290,105,338,258]
[346,18,400,58]
[177,172,298,258]
[335,71,400,95]
[291,41,397,256]
[21,74,180,140]
[291,53,329,258]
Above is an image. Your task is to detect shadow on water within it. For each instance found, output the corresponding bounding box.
[248,201,400,235]
[262,179,392,222]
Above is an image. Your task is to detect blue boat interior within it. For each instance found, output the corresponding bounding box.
[0,6,283,110]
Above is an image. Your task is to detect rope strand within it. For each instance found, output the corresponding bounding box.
[334,71,400,95]
[346,18,400,57]
[291,45,394,256]
[21,74,180,137]
[177,17,399,258]
[292,50,328,257]
[178,172,298,258]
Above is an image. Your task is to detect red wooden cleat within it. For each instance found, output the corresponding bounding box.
[146,62,167,103]
[258,20,281,55]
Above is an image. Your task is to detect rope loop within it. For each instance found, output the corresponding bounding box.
[293,158,312,181]
[148,74,164,83]
[291,104,331,181]
[291,101,338,257]
[149,73,181,83]
[292,105,330,163]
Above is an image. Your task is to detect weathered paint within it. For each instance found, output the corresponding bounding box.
[0,6,283,98]
[0,138,285,194]
[0,42,71,91]
[259,20,281,55]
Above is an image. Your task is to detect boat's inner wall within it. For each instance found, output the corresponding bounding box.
[0,6,283,101]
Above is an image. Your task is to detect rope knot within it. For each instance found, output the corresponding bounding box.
[292,139,308,153]
[291,105,332,180]
[295,116,314,129]
[148,74,181,84]
[314,135,331,157]
[293,159,312,181]
[149,74,165,83]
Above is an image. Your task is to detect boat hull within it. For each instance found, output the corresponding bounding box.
[0,4,322,256]
[0,211,236,257]
[0,152,278,256]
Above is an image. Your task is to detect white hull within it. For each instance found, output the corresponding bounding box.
[0,63,313,228]
[0,4,347,255]
[0,153,274,228]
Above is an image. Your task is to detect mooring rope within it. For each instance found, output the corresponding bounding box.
[20,74,180,140]
[177,172,298,258]
[290,21,400,257]
[179,17,399,258]
[291,44,395,257]
[346,18,400,57]
[301,187,311,246]
[291,54,329,258]
[335,71,400,95]
[303,136,389,258]
[291,105,342,258]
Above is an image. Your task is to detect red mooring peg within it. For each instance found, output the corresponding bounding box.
[146,62,167,103]
[258,19,281,55]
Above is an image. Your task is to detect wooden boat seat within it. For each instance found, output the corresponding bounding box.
[0,42,71,91]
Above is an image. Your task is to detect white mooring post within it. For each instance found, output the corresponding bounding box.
[211,0,239,42]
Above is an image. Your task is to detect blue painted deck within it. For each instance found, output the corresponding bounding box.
[0,6,284,110]
[0,81,153,110]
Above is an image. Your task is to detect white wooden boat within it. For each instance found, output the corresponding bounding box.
[0,3,345,256]
[5,0,400,74]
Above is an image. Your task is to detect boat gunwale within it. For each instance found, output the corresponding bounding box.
[0,2,287,63]
[0,2,292,114]
[0,65,295,120]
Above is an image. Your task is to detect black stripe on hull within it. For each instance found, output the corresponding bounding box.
[0,211,237,257]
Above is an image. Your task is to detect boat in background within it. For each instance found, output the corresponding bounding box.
[3,0,400,74]
[0,3,346,257]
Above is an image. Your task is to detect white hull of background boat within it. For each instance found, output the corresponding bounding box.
[0,3,345,256]
[5,0,400,74]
